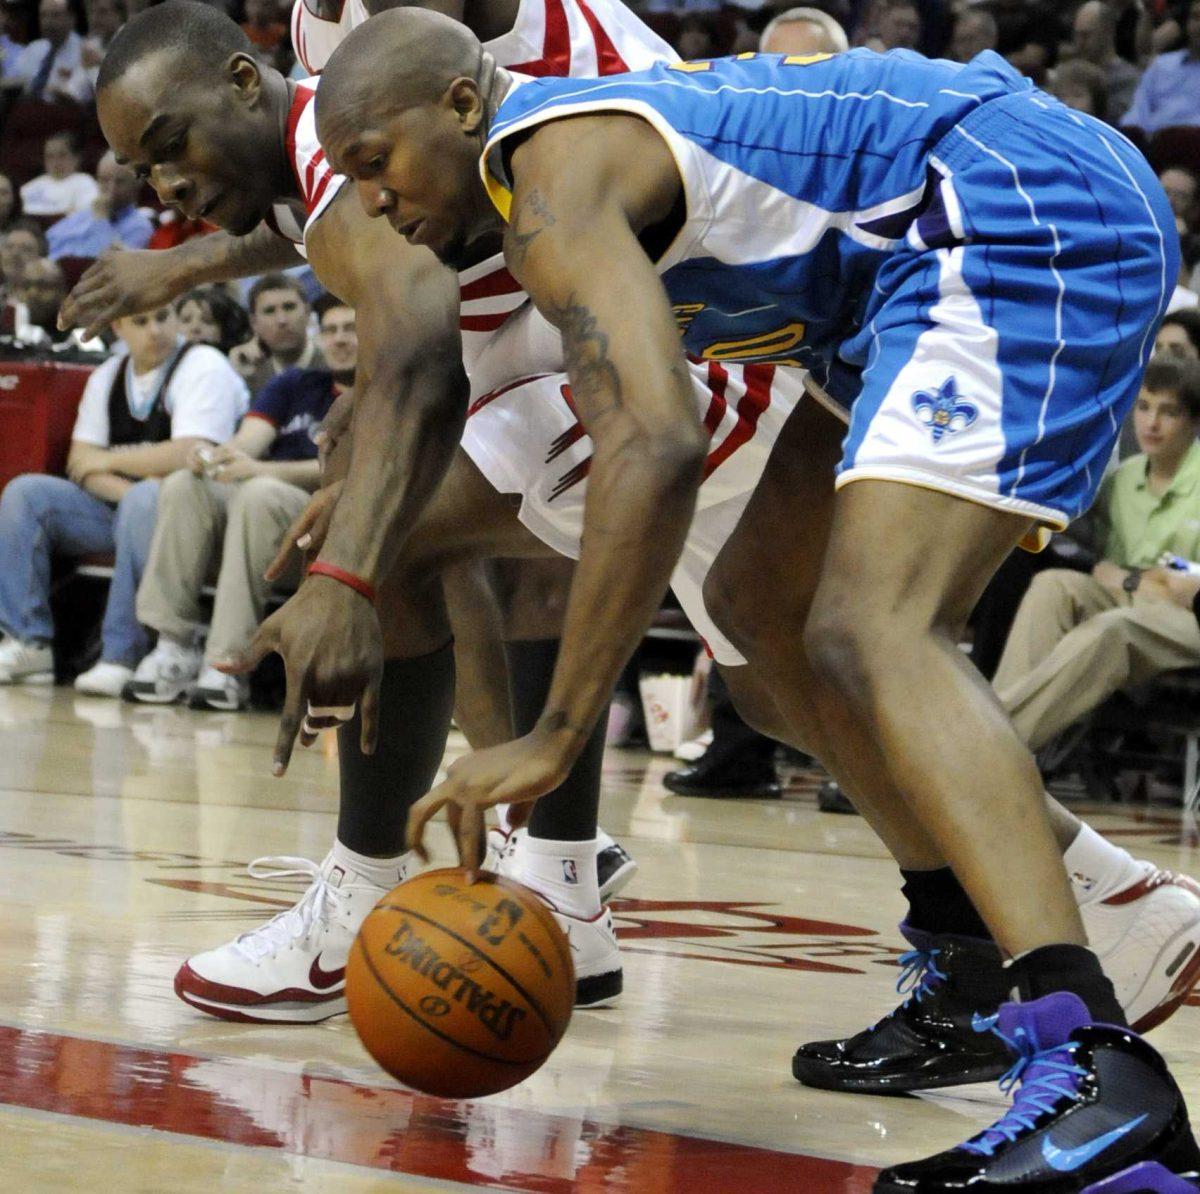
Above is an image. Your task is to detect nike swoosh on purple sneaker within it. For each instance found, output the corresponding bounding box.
[308,956,346,991]
[1041,1114,1148,1172]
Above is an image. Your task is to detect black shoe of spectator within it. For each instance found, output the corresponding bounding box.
[817,780,859,816]
[663,753,781,799]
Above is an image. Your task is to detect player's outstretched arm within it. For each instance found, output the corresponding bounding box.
[58,223,304,338]
[221,189,468,777]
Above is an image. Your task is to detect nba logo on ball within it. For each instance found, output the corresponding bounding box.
[562,860,578,884]
[346,869,575,1098]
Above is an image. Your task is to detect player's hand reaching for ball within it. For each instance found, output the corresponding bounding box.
[58,249,187,339]
[216,573,382,776]
[406,730,575,871]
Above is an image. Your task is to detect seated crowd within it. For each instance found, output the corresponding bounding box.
[0,0,1197,806]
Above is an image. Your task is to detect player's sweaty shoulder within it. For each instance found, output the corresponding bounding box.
[508,113,681,235]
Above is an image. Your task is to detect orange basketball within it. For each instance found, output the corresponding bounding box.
[346,868,575,1098]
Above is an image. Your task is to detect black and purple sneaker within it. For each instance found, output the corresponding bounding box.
[874,992,1200,1192]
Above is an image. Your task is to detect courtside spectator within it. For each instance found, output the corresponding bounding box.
[130,296,354,710]
[81,0,126,87]
[1162,165,1200,233]
[8,256,68,343]
[230,273,323,393]
[47,152,152,259]
[0,220,45,296]
[0,5,23,86]
[1050,59,1110,120]
[1,0,93,102]
[176,287,252,355]
[1157,309,1200,359]
[675,15,715,59]
[20,133,99,219]
[874,0,921,50]
[1072,0,1141,122]
[241,0,286,51]
[949,8,998,62]
[759,6,849,54]
[0,306,247,693]
[1123,0,1200,135]
[0,170,22,234]
[993,359,1200,752]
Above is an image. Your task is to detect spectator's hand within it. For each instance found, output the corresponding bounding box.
[1092,559,1130,601]
[216,574,383,776]
[204,445,260,483]
[67,446,111,485]
[229,338,265,382]
[59,249,187,339]
[316,386,354,478]
[187,443,212,476]
[1138,567,1200,609]
[406,732,573,871]
[264,480,343,581]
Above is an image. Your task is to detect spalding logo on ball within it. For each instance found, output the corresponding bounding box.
[346,868,575,1098]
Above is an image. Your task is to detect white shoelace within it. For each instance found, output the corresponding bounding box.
[233,856,343,962]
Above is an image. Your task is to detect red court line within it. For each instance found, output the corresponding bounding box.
[0,1024,879,1192]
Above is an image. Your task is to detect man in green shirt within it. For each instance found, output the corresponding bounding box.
[994,357,1200,748]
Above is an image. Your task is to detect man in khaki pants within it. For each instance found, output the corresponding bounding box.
[995,357,1200,750]
[127,295,356,710]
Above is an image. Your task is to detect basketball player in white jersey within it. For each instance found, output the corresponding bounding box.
[80,0,786,1021]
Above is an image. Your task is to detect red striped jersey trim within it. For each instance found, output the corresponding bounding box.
[460,311,518,333]
[576,0,628,75]
[703,364,774,480]
[459,268,523,302]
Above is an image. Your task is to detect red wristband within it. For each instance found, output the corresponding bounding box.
[307,561,377,603]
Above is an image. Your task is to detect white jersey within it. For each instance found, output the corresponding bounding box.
[280,0,672,364]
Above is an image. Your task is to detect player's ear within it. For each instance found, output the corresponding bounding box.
[447,77,484,133]
[227,52,263,106]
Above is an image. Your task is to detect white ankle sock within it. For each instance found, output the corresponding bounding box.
[518,834,602,919]
[495,803,513,831]
[330,840,411,890]
[1063,825,1145,904]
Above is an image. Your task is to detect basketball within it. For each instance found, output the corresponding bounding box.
[346,868,575,1098]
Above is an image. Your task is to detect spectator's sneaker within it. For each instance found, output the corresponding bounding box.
[873,993,1200,1193]
[596,830,638,901]
[792,926,1012,1095]
[0,638,53,686]
[124,640,202,704]
[174,852,407,1023]
[1081,864,1200,1034]
[187,665,249,712]
[74,661,134,698]
[494,832,623,1008]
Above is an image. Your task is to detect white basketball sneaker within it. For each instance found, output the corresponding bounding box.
[1081,862,1200,1032]
[494,831,623,1008]
[484,826,638,902]
[125,639,201,704]
[174,852,406,1023]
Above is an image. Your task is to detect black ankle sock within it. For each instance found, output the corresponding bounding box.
[506,638,604,842]
[1008,943,1127,1026]
[900,866,994,941]
[335,642,456,856]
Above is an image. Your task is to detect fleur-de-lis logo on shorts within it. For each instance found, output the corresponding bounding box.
[911,376,978,444]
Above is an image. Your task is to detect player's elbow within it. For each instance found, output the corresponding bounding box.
[646,423,706,493]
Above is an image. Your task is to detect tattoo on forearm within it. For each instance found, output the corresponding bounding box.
[505,187,557,271]
[553,295,624,420]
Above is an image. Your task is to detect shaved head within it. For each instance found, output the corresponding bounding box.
[316,8,486,152]
[97,0,252,93]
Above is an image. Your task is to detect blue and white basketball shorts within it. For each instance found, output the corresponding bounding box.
[460,305,805,665]
[837,89,1179,529]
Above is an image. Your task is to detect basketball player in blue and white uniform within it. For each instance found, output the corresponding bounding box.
[281,15,1199,1190]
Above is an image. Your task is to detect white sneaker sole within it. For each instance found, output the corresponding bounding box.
[175,962,348,1023]
[125,682,190,704]
[1089,874,1200,1033]
[1,672,53,686]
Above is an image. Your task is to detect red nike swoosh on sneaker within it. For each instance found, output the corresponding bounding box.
[308,956,346,990]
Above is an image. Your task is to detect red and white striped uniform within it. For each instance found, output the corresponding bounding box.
[281,0,672,362]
